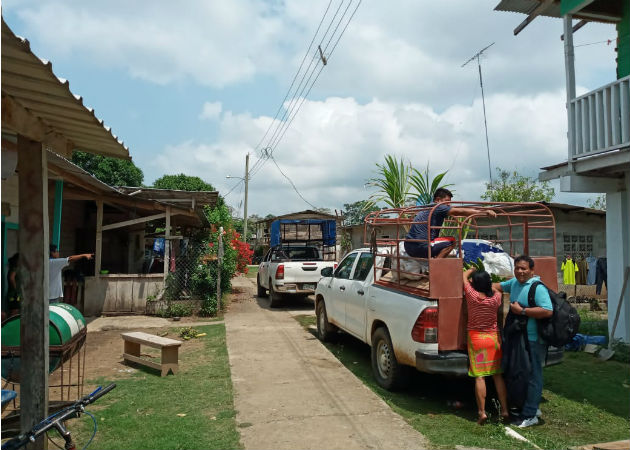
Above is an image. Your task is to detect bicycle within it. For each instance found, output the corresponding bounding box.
[1,383,116,450]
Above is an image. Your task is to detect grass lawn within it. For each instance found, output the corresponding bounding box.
[245,265,258,279]
[294,315,630,450]
[69,325,241,450]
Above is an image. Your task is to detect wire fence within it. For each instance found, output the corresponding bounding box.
[149,230,224,317]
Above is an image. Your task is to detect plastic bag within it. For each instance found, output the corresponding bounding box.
[482,251,514,277]
[396,241,427,281]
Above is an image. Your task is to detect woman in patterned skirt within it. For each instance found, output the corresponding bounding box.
[463,267,509,424]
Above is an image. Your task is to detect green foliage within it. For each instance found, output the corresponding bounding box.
[72,151,144,187]
[588,194,606,211]
[343,200,379,226]
[366,154,413,209]
[153,173,216,191]
[463,258,506,282]
[481,168,554,202]
[409,164,453,206]
[366,155,452,209]
[157,302,194,318]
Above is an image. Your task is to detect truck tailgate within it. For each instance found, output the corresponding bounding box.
[284,262,331,284]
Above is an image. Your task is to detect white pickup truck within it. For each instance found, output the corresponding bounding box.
[314,248,563,390]
[257,245,336,307]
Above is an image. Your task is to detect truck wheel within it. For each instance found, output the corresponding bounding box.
[269,280,281,308]
[257,274,267,297]
[316,300,337,342]
[371,327,409,391]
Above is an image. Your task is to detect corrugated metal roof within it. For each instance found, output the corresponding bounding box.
[494,0,621,23]
[116,187,219,225]
[495,0,563,18]
[1,18,130,160]
[46,152,195,218]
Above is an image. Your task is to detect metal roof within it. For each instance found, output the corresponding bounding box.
[1,18,130,160]
[116,187,219,225]
[46,152,195,218]
[495,0,623,24]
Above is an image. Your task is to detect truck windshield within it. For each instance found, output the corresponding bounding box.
[278,247,320,261]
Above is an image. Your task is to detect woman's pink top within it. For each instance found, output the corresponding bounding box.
[464,282,501,331]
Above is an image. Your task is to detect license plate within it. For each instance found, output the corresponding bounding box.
[302,284,315,290]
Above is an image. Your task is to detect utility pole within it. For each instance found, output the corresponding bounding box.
[462,42,495,185]
[243,153,249,243]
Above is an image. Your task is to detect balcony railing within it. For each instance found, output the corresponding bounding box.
[570,75,630,160]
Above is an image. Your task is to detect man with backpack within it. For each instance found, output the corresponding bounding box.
[493,255,553,428]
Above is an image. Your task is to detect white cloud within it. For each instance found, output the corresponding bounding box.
[199,101,223,121]
[152,91,580,216]
[8,0,616,100]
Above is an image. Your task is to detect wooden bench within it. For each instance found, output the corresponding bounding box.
[121,332,182,376]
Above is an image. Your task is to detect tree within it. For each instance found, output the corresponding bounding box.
[366,154,452,208]
[366,154,413,208]
[588,194,606,211]
[153,174,216,191]
[72,151,144,187]
[342,200,379,226]
[481,168,554,202]
[409,164,453,205]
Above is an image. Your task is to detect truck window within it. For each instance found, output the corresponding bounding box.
[286,247,319,260]
[352,253,374,281]
[335,253,357,279]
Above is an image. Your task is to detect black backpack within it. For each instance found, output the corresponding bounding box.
[528,281,581,347]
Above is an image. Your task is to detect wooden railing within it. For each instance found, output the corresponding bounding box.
[570,75,630,160]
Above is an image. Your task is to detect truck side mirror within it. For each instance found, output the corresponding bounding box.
[321,267,333,277]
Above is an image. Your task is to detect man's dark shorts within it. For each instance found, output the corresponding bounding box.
[404,237,455,258]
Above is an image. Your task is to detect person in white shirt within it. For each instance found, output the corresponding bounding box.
[49,245,93,302]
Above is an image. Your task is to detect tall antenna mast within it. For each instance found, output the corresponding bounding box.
[462,42,495,184]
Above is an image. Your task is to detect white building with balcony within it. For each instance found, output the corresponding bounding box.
[495,0,630,342]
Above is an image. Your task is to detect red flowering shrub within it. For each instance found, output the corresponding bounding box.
[231,236,254,274]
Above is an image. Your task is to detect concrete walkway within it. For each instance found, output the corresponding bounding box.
[225,276,429,450]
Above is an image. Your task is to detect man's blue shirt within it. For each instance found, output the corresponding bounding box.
[500,276,552,342]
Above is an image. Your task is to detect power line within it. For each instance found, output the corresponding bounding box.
[249,0,362,180]
[247,0,343,179]
[250,0,335,154]
[270,154,317,209]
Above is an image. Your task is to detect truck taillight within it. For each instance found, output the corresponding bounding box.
[411,307,438,343]
[275,264,285,280]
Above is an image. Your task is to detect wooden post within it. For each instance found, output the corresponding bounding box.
[17,135,49,449]
[164,206,171,279]
[95,200,103,277]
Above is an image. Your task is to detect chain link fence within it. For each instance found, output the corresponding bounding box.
[148,231,225,317]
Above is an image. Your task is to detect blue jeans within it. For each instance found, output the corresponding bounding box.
[522,340,548,418]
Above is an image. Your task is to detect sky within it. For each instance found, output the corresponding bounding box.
[2,0,618,216]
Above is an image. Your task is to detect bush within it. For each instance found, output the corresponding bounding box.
[157,302,194,318]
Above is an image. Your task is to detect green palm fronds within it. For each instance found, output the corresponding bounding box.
[409,164,453,206]
[365,154,413,209]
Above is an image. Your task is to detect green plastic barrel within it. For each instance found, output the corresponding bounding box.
[1,303,86,382]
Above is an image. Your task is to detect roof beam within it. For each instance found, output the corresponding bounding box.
[103,212,166,231]
[2,93,74,157]
[514,0,554,35]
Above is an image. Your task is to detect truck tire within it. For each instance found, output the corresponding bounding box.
[257,274,267,297]
[316,300,337,342]
[269,280,281,308]
[371,327,409,391]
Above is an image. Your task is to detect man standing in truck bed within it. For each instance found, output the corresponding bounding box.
[404,188,497,259]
